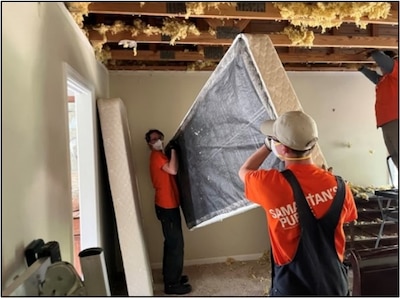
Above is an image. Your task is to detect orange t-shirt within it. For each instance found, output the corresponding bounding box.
[244,164,358,265]
[375,59,399,127]
[149,151,180,208]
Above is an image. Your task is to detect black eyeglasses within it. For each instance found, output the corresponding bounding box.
[150,136,164,143]
[267,135,280,143]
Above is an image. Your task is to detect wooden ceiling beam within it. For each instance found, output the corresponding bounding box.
[278,53,375,63]
[204,19,251,31]
[110,50,376,64]
[88,2,399,25]
[88,30,233,45]
[284,66,358,71]
[88,30,399,48]
[88,2,282,20]
[106,65,357,72]
[107,65,215,71]
[110,50,219,61]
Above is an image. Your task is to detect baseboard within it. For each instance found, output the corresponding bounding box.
[150,253,264,270]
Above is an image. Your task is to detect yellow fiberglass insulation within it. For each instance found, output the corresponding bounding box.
[161,19,200,45]
[109,20,127,35]
[283,26,315,47]
[130,19,162,37]
[184,2,237,18]
[348,182,393,201]
[65,2,91,28]
[274,2,391,32]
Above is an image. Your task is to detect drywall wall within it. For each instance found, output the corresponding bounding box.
[288,72,388,185]
[109,70,389,266]
[2,2,109,289]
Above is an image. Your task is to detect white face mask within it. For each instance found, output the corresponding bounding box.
[152,139,163,151]
[271,141,284,160]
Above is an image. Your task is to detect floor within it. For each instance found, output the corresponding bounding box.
[152,253,272,296]
[149,253,354,296]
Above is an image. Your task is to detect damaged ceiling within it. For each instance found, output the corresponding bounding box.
[66,2,399,72]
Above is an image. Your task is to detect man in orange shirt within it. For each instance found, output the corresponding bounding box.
[145,129,191,295]
[359,50,399,169]
[238,111,358,295]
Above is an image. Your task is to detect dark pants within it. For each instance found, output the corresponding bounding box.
[381,119,399,169]
[155,205,184,286]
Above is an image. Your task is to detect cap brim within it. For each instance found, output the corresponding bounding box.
[260,120,275,136]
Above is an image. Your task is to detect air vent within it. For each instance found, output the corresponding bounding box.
[166,2,187,14]
[160,51,175,60]
[216,27,240,39]
[236,2,266,12]
[204,47,224,59]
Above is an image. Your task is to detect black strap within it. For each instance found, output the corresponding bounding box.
[281,169,345,228]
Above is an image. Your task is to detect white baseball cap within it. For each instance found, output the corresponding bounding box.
[260,110,318,151]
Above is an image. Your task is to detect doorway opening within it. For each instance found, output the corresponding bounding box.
[65,64,101,278]
[67,96,81,275]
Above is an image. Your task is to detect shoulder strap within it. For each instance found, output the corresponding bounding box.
[320,175,346,229]
[281,169,315,226]
[281,169,346,227]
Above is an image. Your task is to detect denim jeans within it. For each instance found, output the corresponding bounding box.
[155,205,184,286]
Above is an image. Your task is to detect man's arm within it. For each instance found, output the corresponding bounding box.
[358,66,381,85]
[162,149,178,175]
[371,50,394,75]
[238,145,271,182]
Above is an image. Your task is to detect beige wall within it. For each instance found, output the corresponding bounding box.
[2,2,109,289]
[288,72,388,185]
[109,70,389,266]
[109,72,271,266]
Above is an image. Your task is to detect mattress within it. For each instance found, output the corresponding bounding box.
[171,34,326,230]
[97,98,153,296]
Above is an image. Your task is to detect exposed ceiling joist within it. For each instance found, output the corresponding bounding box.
[67,2,399,71]
[110,50,376,64]
[87,2,399,25]
[89,30,399,48]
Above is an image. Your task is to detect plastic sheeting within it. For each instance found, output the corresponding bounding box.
[170,34,285,230]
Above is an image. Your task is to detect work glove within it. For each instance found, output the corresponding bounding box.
[169,139,179,151]
[165,139,179,159]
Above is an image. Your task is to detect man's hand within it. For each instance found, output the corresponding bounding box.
[321,164,333,173]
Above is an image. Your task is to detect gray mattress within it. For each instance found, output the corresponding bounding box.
[170,34,326,230]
